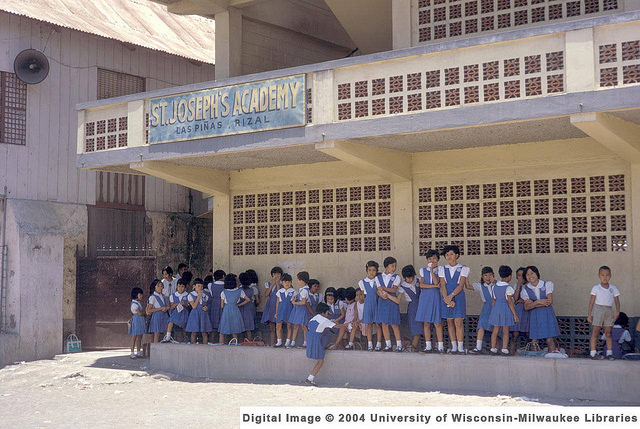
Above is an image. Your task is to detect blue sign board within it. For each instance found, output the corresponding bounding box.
[148,74,306,144]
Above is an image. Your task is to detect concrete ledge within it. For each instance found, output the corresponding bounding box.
[151,343,640,404]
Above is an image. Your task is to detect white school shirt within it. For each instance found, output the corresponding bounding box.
[148,292,166,309]
[309,314,336,333]
[328,302,342,316]
[130,300,142,315]
[295,286,310,302]
[221,288,246,304]
[492,281,515,298]
[590,284,620,307]
[472,283,494,303]
[398,280,419,302]
[601,325,632,343]
[188,290,209,306]
[520,281,555,301]
[276,287,296,302]
[356,301,364,319]
[339,299,348,311]
[419,267,437,285]
[358,278,378,294]
[250,283,260,302]
[161,277,178,298]
[375,273,401,289]
[170,291,189,313]
[208,280,225,295]
[436,264,470,280]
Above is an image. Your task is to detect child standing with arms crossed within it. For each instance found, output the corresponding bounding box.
[521,266,560,353]
[128,287,146,359]
[417,250,444,353]
[186,278,213,344]
[305,302,347,386]
[274,273,296,348]
[359,261,382,351]
[147,279,170,343]
[588,265,621,360]
[438,245,470,354]
[375,257,403,352]
[488,266,518,355]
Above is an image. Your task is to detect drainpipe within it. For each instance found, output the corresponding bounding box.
[0,186,7,332]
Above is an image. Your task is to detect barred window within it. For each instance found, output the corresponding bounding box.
[97,69,145,100]
[0,72,27,145]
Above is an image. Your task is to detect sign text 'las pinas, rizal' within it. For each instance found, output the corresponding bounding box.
[148,74,306,144]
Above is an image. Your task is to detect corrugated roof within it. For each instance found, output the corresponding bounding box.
[0,0,215,64]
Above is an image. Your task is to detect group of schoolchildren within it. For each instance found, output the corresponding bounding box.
[128,245,638,384]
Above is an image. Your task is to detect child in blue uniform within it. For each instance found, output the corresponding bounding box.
[603,312,633,359]
[147,279,170,343]
[261,266,283,346]
[417,250,444,353]
[208,270,226,343]
[324,287,345,322]
[246,269,260,326]
[274,273,296,347]
[186,278,213,344]
[437,245,470,354]
[219,273,251,344]
[399,265,422,352]
[289,271,311,348]
[162,278,190,343]
[359,261,381,351]
[128,287,146,359]
[489,266,518,355]
[239,272,257,340]
[510,267,530,354]
[305,302,347,386]
[521,265,560,353]
[375,257,403,352]
[468,267,495,354]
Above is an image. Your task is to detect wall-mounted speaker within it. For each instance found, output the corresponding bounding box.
[14,49,50,84]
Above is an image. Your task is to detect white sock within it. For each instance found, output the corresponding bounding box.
[437,342,444,350]
[476,340,482,350]
[458,341,465,351]
[606,350,613,356]
[490,348,498,353]
[303,341,307,347]
[425,341,432,350]
[368,341,373,348]
[307,375,314,382]
[501,349,509,354]
[385,340,392,347]
[290,341,295,347]
[590,350,596,357]
[396,341,402,348]
[451,343,458,352]
[277,339,283,346]
[376,342,382,348]
[348,342,353,346]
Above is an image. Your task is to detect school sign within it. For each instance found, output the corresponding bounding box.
[148,75,306,144]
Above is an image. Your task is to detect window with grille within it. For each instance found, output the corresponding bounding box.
[97,69,145,100]
[0,72,27,145]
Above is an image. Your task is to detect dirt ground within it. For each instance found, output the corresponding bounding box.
[0,350,621,428]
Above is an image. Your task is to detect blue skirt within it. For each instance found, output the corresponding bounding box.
[261,293,277,324]
[477,301,494,331]
[288,304,311,326]
[512,302,530,332]
[361,293,377,324]
[415,288,441,323]
[375,297,400,325]
[441,291,466,319]
[128,314,146,335]
[218,306,245,335]
[168,307,189,329]
[186,308,213,333]
[276,300,294,323]
[239,303,255,331]
[406,300,422,336]
[488,301,515,327]
[148,310,169,333]
[528,305,560,339]
[210,297,222,330]
[306,330,330,360]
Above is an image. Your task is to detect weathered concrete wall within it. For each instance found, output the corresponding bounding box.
[1,200,63,368]
[151,344,640,403]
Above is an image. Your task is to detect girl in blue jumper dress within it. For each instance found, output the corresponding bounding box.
[274,273,296,347]
[261,266,283,346]
[162,278,190,343]
[305,302,347,386]
[375,257,403,352]
[239,272,256,340]
[468,267,495,354]
[208,270,226,343]
[437,245,470,354]
[510,267,530,354]
[288,271,311,348]
[489,266,519,355]
[186,278,213,344]
[417,250,444,353]
[522,266,559,352]
[399,265,422,352]
[325,287,345,322]
[128,287,146,359]
[359,261,382,351]
[219,273,251,344]
[147,279,170,343]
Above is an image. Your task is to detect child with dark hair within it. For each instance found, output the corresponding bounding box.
[161,266,177,299]
[239,272,256,340]
[219,273,251,344]
[437,245,470,354]
[128,287,146,359]
[162,278,190,343]
[245,269,261,312]
[588,266,622,360]
[330,287,357,350]
[468,267,495,355]
[177,263,187,279]
[181,270,193,286]
[488,265,518,355]
[208,269,226,342]
[510,267,530,355]
[375,257,403,352]
[186,278,213,344]
[399,265,422,352]
[288,271,311,348]
[305,302,348,386]
[324,287,344,322]
[274,273,295,347]
[417,250,444,353]
[521,265,560,353]
[147,279,170,343]
[603,312,633,359]
[261,266,283,346]
[359,260,382,351]
[336,288,347,313]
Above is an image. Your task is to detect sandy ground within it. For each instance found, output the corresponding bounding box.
[0,350,622,429]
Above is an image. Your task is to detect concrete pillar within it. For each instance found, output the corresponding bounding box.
[212,195,230,271]
[631,164,640,308]
[312,70,335,124]
[392,0,412,50]
[565,28,595,93]
[392,181,414,267]
[127,100,145,148]
[215,7,243,79]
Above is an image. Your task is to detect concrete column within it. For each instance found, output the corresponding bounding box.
[392,0,412,50]
[631,164,640,309]
[565,28,595,93]
[127,100,145,148]
[392,181,414,267]
[212,195,230,271]
[312,70,335,124]
[215,7,243,79]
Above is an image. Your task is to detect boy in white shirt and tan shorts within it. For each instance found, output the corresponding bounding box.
[587,265,621,360]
